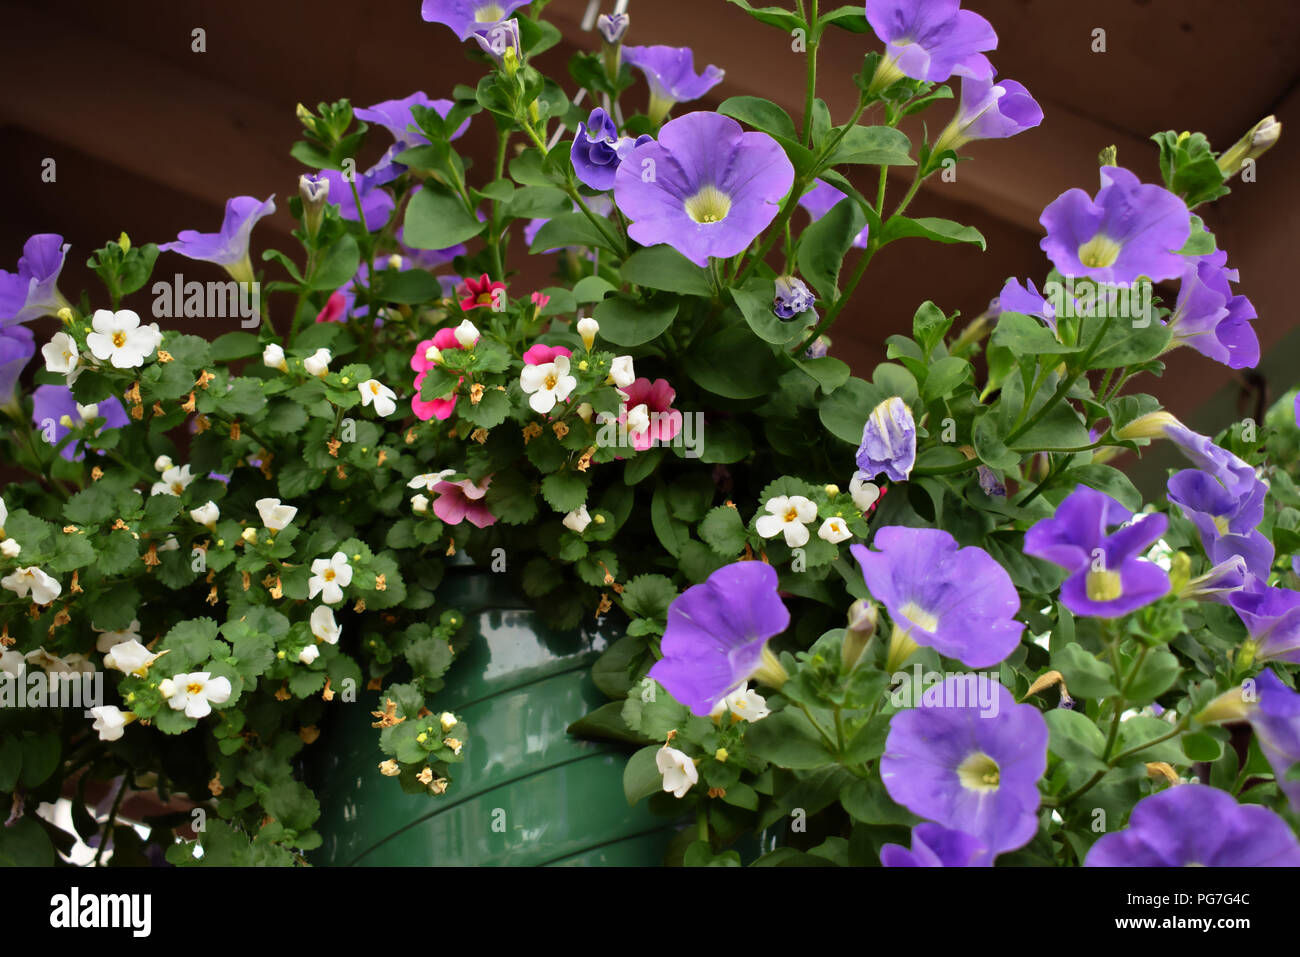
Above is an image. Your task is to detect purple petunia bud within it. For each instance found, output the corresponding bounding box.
[298,174,329,238]
[473,18,522,74]
[977,465,1006,497]
[597,12,629,44]
[842,599,878,673]
[804,335,831,359]
[773,276,816,320]
[1218,115,1281,178]
[571,108,650,191]
[856,397,917,483]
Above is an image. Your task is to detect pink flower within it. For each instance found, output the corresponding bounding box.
[619,377,682,452]
[432,476,495,528]
[411,327,464,421]
[530,290,551,312]
[315,291,347,324]
[522,343,573,366]
[459,273,506,312]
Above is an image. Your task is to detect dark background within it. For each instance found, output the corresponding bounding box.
[2,0,1297,449]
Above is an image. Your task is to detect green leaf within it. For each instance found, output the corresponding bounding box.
[484,470,538,525]
[1182,730,1224,762]
[682,326,783,399]
[792,356,851,394]
[403,184,487,249]
[1124,649,1180,703]
[911,300,952,356]
[308,234,361,291]
[698,506,749,556]
[210,332,263,361]
[991,310,1076,355]
[717,95,797,141]
[881,215,986,250]
[1087,316,1172,370]
[730,280,804,346]
[840,777,917,826]
[824,125,914,167]
[1051,644,1119,698]
[591,294,678,347]
[20,732,61,787]
[370,269,444,305]
[797,198,867,301]
[650,483,689,558]
[531,211,619,255]
[541,472,589,512]
[621,246,712,296]
[621,574,678,621]
[568,701,652,746]
[623,745,665,806]
[0,817,55,866]
[1045,708,1108,773]
[921,356,972,402]
[745,709,836,768]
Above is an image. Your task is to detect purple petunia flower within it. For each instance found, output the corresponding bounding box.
[934,74,1043,153]
[571,108,652,191]
[773,276,816,319]
[354,92,469,150]
[1024,485,1171,618]
[1182,555,1249,604]
[420,0,530,40]
[997,277,1057,331]
[1227,579,1300,665]
[1085,785,1300,866]
[614,112,794,268]
[856,396,916,483]
[1167,468,1272,580]
[880,823,992,867]
[1201,670,1300,812]
[1039,166,1191,284]
[160,195,276,284]
[1159,419,1258,501]
[622,46,724,124]
[0,234,72,323]
[882,677,1047,855]
[0,324,35,406]
[31,384,127,461]
[865,0,997,85]
[851,526,1024,669]
[797,181,870,249]
[647,560,790,716]
[1166,249,1260,370]
[317,167,394,232]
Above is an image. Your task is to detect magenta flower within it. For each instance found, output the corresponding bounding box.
[1024,485,1170,619]
[622,46,724,123]
[614,113,794,268]
[1086,785,1300,867]
[31,384,128,461]
[881,823,992,867]
[159,195,276,284]
[1227,581,1300,665]
[882,678,1047,855]
[431,476,496,528]
[420,0,531,40]
[0,234,71,323]
[1166,469,1272,580]
[1167,249,1259,370]
[852,527,1023,669]
[619,377,682,452]
[865,0,997,84]
[934,74,1043,153]
[797,181,870,249]
[522,344,572,366]
[355,92,469,149]
[647,561,791,716]
[411,327,464,421]
[1039,166,1190,283]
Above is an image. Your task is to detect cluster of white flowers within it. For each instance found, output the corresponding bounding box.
[754,478,881,549]
[43,309,164,374]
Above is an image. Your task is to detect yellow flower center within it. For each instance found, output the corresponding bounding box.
[1077,234,1122,269]
[475,2,505,20]
[544,372,558,390]
[1212,515,1230,536]
[1086,569,1123,602]
[898,601,939,633]
[186,682,204,695]
[323,569,336,582]
[956,752,1001,792]
[684,185,732,224]
[112,331,127,348]
[784,507,799,523]
[370,382,380,395]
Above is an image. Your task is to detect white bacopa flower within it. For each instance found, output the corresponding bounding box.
[42,331,80,376]
[407,470,456,491]
[299,644,320,665]
[85,308,162,369]
[2,566,62,605]
[656,745,699,798]
[439,712,458,732]
[59,653,96,676]
[625,403,651,438]
[716,685,771,722]
[818,516,852,544]
[849,476,880,512]
[563,505,592,534]
[308,552,353,605]
[74,402,100,422]
[0,540,19,558]
[609,355,635,388]
[359,378,397,417]
[255,497,298,531]
[154,455,174,473]
[159,535,180,552]
[310,604,342,644]
[161,671,233,719]
[25,648,67,672]
[453,319,480,348]
[189,501,220,529]
[103,639,161,677]
[95,619,142,652]
[520,354,577,414]
[1,649,26,678]
[755,495,818,548]
[577,316,599,350]
[90,706,131,742]
[150,464,194,497]
[304,347,332,377]
[262,342,288,372]
[240,527,258,545]
[411,493,430,514]
[0,496,6,531]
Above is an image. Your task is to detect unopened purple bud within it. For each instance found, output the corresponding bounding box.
[597,12,629,44]
[977,465,1006,497]
[804,335,831,359]
[773,275,816,320]
[473,18,522,69]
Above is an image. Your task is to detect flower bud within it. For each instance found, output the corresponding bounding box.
[262,342,288,372]
[454,319,480,349]
[1113,410,1178,441]
[597,12,629,44]
[842,599,878,672]
[856,397,916,483]
[824,484,839,497]
[576,402,594,424]
[411,493,430,514]
[1195,684,1255,726]
[154,455,173,473]
[299,174,330,238]
[1218,116,1281,178]
[577,316,599,351]
[240,527,258,545]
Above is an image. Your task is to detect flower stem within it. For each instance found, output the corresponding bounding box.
[801,1,820,147]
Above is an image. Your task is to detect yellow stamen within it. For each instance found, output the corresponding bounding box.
[684,185,732,224]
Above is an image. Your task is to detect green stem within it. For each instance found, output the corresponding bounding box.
[797,702,840,753]
[793,238,878,353]
[565,184,627,258]
[801,1,820,147]
[93,775,129,866]
[911,457,981,478]
[1006,315,1114,446]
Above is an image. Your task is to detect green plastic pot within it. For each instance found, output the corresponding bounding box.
[308,566,679,866]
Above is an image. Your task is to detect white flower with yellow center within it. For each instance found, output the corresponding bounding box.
[255,497,298,531]
[656,745,699,798]
[625,403,651,439]
[818,516,852,544]
[103,639,163,677]
[303,347,332,377]
[299,644,320,665]
[408,470,456,492]
[755,495,817,548]
[90,705,134,742]
[710,685,771,723]
[150,464,194,497]
[85,309,162,368]
[563,505,592,534]
[159,671,233,719]
[262,342,288,372]
[411,493,430,514]
[41,331,80,378]
[189,501,220,529]
[95,619,142,652]
[2,566,62,605]
[310,605,342,644]
[308,552,353,605]
[609,355,635,388]
[358,378,397,417]
[520,354,577,414]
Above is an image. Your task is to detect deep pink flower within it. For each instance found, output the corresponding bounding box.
[411,327,463,421]
[315,291,347,324]
[620,377,682,452]
[530,291,551,311]
[522,343,573,366]
[432,476,495,528]
[459,273,506,312]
